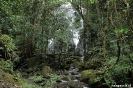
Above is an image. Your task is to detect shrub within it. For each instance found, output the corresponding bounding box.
[29,75,44,83]
[1,60,13,73]
[0,34,16,60]
[44,74,62,87]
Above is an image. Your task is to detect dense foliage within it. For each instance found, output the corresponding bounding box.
[0,0,133,88]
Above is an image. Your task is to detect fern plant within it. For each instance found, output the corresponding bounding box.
[0,34,16,60]
[0,34,16,52]
[20,83,42,88]
[29,75,44,83]
[95,55,133,87]
[44,74,62,87]
[1,60,13,73]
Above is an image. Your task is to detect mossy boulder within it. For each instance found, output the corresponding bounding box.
[80,69,97,84]
[80,69,109,88]
[41,66,53,77]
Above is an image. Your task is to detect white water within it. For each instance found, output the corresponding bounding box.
[48,38,54,53]
[48,2,83,52]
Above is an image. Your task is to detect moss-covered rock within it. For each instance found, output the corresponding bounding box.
[80,69,97,84]
[80,69,109,88]
[41,66,53,77]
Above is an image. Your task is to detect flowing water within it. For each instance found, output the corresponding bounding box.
[47,2,84,53]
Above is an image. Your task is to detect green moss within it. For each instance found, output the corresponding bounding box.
[0,69,26,86]
[80,69,97,84]
[41,66,53,77]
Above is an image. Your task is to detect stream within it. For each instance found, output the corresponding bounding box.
[21,66,90,88]
[52,66,89,88]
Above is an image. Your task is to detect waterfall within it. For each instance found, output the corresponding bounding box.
[48,38,54,53]
[60,2,83,49]
[47,2,84,54]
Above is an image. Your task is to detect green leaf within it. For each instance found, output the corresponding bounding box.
[123,28,129,34]
[114,28,121,33]
[110,40,117,43]
[90,0,95,4]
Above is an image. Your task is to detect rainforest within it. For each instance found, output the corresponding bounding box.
[0,0,133,88]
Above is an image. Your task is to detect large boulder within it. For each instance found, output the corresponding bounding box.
[80,69,109,88]
[41,66,53,77]
[80,69,97,84]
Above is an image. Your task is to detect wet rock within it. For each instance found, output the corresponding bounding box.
[71,71,79,75]
[53,81,89,88]
[74,74,81,79]
[41,66,53,77]
[61,76,69,81]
